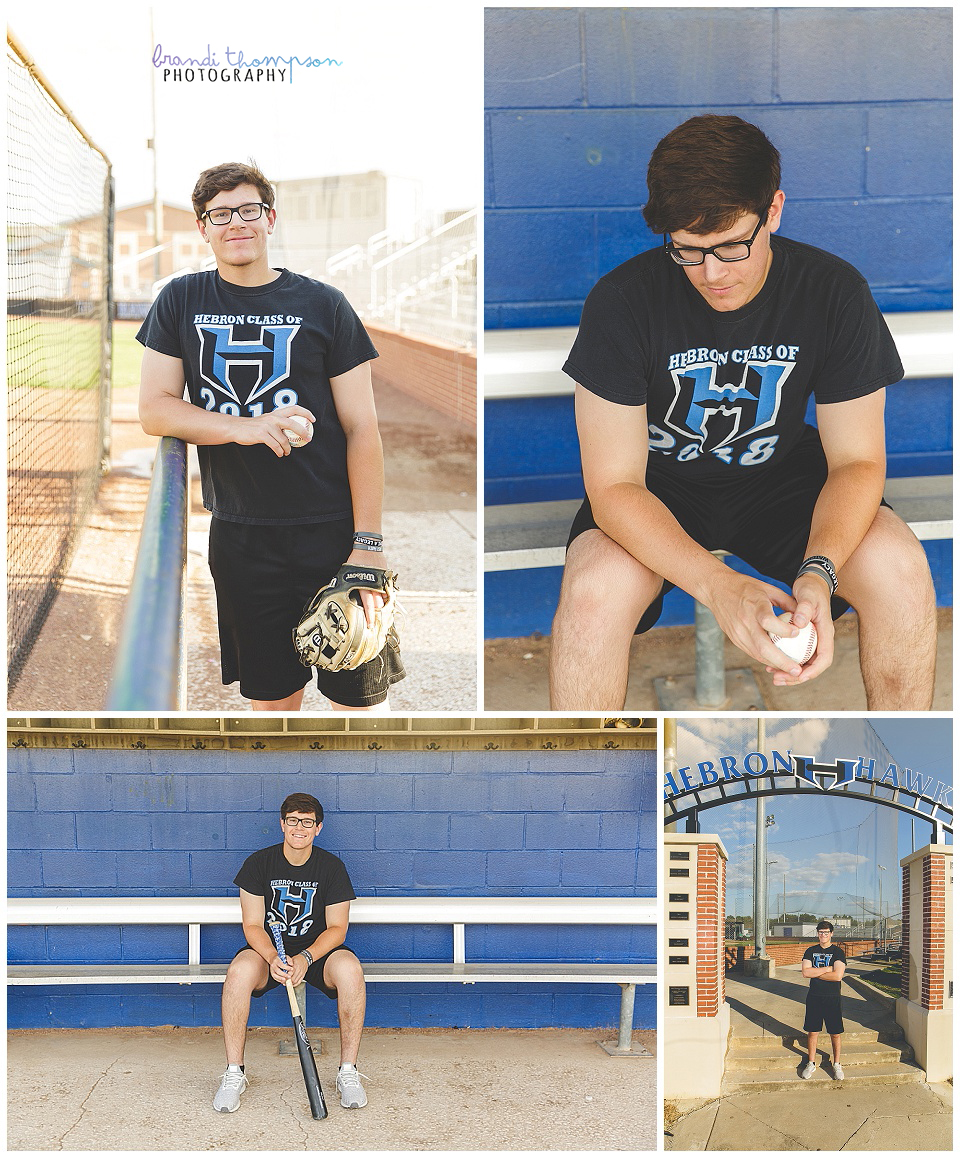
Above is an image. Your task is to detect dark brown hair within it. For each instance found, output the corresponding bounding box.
[192,161,275,219]
[281,793,323,823]
[643,115,781,235]
[816,920,834,932]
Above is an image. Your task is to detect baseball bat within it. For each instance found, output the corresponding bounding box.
[268,921,327,1119]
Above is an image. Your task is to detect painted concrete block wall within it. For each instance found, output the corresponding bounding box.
[485,7,952,328]
[8,747,656,1031]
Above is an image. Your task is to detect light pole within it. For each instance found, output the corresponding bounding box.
[878,864,887,948]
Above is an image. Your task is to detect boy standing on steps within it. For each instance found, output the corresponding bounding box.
[800,920,846,1080]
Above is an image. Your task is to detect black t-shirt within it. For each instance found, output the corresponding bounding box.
[803,942,846,997]
[136,269,378,524]
[562,235,903,481]
[234,842,357,957]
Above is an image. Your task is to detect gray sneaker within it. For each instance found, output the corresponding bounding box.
[337,1064,368,1109]
[833,1062,845,1081]
[213,1065,248,1112]
[801,1060,816,1080]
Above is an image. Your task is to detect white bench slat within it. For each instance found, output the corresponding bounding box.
[485,313,953,398]
[8,962,656,987]
[7,895,655,927]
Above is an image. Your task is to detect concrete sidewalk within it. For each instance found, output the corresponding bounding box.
[665,965,952,1150]
[8,1026,657,1152]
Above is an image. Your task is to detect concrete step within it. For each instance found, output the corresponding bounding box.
[731,1027,887,1047]
[722,1060,925,1095]
[726,1039,904,1072]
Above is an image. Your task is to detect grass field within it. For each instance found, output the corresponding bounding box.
[112,320,144,392]
[6,316,144,393]
[7,314,102,391]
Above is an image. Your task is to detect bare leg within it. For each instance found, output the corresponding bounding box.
[806,1030,818,1063]
[831,1034,842,1064]
[838,508,936,709]
[222,950,270,1066]
[250,688,306,712]
[323,949,366,1066]
[327,698,389,712]
[550,530,663,710]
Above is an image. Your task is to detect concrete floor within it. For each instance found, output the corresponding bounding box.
[8,1026,657,1152]
[665,965,953,1151]
[484,607,953,711]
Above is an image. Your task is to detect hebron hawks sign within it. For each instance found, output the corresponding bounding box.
[664,749,952,838]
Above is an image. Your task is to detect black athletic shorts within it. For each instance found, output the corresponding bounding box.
[567,425,891,635]
[803,990,844,1035]
[243,944,361,1002]
[208,517,405,705]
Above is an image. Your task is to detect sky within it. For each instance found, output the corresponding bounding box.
[674,718,952,923]
[9,1,481,213]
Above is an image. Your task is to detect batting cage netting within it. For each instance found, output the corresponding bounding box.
[7,32,113,691]
[676,719,903,938]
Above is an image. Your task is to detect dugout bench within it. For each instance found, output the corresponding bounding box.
[484,312,953,707]
[7,895,655,1056]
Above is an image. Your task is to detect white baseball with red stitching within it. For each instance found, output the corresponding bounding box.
[282,416,313,447]
[768,616,817,664]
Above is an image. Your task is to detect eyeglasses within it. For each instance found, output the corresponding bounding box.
[201,202,271,225]
[283,816,317,829]
[664,207,769,266]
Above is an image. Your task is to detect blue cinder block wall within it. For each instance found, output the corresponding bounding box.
[8,747,656,1031]
[485,7,951,326]
[484,6,952,638]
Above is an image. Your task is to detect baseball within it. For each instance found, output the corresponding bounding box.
[282,416,313,447]
[768,616,817,665]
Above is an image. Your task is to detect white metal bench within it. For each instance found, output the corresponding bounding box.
[7,895,656,1055]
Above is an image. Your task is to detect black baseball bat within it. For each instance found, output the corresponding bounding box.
[269,922,327,1119]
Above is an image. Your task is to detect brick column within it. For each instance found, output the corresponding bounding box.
[921,854,946,1011]
[664,833,729,1099]
[697,843,723,1017]
[896,844,952,1083]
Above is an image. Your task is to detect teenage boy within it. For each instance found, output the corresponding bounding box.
[138,161,404,712]
[213,792,367,1112]
[550,114,936,710]
[800,920,846,1080]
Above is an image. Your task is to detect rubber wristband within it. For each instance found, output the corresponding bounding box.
[353,533,383,550]
[797,564,833,593]
[301,950,313,967]
[352,541,383,552]
[796,555,838,595]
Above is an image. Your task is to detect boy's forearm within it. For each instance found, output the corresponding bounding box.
[344,421,385,535]
[140,391,243,444]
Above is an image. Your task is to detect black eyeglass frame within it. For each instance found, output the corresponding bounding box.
[200,202,272,225]
[663,205,771,266]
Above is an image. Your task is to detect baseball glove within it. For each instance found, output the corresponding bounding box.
[293,565,399,672]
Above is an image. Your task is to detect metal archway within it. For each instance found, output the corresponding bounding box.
[664,752,952,841]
